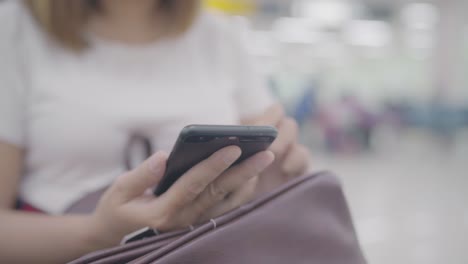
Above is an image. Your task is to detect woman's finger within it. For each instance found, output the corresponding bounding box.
[111,151,168,203]
[270,117,298,158]
[159,146,242,211]
[282,144,310,177]
[242,103,285,126]
[226,176,259,208]
[198,176,259,222]
[256,103,285,126]
[190,151,274,217]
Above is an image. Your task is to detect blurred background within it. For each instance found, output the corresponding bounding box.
[206,0,467,263]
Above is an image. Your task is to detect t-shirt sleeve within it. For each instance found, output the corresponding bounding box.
[0,2,27,146]
[227,17,276,119]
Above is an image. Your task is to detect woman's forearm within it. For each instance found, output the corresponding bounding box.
[0,210,110,264]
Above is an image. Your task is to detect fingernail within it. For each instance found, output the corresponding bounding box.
[255,152,274,172]
[149,153,163,174]
[223,148,241,165]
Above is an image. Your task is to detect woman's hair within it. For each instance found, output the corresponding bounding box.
[23,0,200,51]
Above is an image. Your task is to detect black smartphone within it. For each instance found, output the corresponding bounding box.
[153,125,278,196]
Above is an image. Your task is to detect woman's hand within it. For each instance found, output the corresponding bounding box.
[242,104,311,195]
[88,146,274,248]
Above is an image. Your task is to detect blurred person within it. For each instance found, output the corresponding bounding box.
[318,93,375,153]
[340,94,376,151]
[0,0,310,263]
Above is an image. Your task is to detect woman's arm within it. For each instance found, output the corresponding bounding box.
[0,142,105,264]
[0,142,274,263]
[0,212,103,264]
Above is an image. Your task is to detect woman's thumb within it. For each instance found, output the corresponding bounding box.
[113,151,168,202]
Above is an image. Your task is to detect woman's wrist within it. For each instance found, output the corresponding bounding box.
[79,214,120,253]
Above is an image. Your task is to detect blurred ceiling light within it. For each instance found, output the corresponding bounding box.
[343,20,392,47]
[292,0,352,27]
[400,3,437,59]
[273,17,320,44]
[401,3,439,30]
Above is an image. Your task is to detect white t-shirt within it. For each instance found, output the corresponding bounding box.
[0,1,274,214]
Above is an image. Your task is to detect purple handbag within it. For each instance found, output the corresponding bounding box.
[70,172,366,264]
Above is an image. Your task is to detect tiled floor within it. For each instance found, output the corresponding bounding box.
[311,132,468,264]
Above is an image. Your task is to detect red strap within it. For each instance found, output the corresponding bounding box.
[17,202,44,213]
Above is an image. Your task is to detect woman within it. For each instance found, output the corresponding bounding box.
[0,0,310,263]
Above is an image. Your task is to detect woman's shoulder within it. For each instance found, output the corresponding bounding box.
[0,1,22,33]
[0,1,32,27]
[0,1,23,59]
[0,1,50,64]
[0,0,20,15]
[0,1,36,46]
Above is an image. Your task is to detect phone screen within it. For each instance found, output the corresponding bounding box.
[153,125,277,196]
